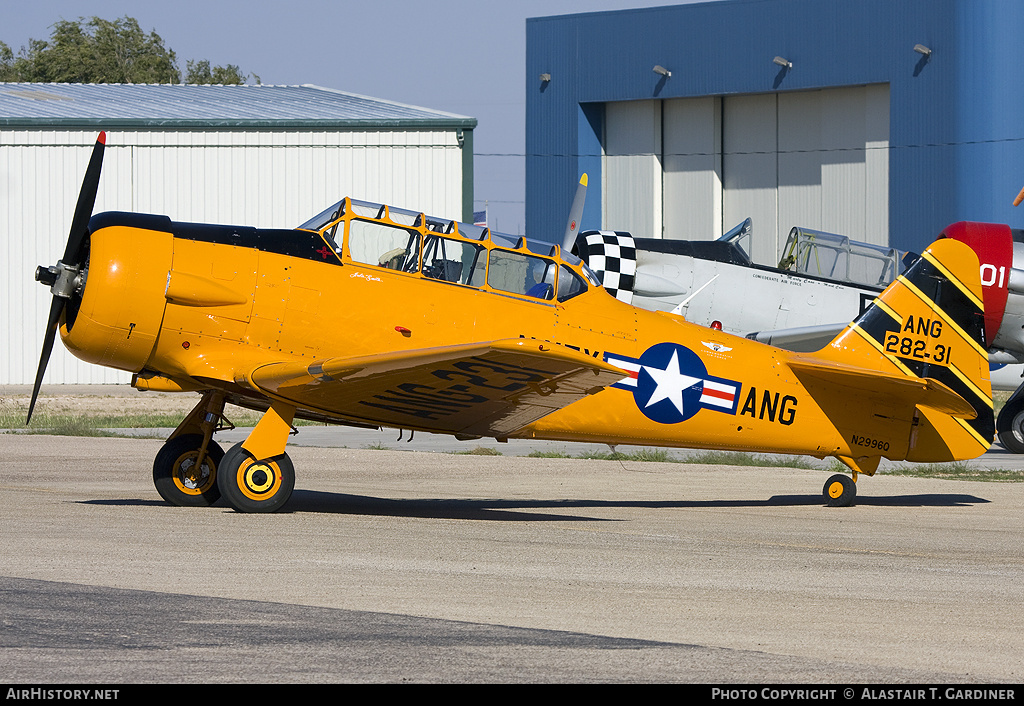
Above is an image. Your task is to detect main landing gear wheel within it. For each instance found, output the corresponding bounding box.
[153,434,224,507]
[996,398,1024,454]
[823,473,856,507]
[217,442,295,513]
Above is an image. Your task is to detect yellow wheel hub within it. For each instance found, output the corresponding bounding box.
[237,458,282,501]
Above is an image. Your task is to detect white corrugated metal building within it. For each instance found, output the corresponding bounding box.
[0,83,476,384]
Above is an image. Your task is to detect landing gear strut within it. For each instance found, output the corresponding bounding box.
[152,391,228,506]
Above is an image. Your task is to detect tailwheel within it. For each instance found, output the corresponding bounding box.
[217,442,295,513]
[153,434,224,506]
[823,473,856,507]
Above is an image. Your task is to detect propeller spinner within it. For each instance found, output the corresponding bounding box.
[27,131,106,423]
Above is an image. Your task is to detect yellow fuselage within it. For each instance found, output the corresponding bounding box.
[60,213,980,466]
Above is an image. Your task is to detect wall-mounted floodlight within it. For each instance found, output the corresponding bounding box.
[773,56,792,69]
[914,44,932,56]
[539,73,551,83]
[653,65,672,78]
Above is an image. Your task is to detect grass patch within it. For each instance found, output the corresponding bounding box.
[526,448,674,462]
[880,462,1023,482]
[1,407,304,434]
[454,446,503,456]
[824,459,850,474]
[19,416,113,437]
[683,450,816,469]
[993,390,1012,418]
[623,448,674,462]
[574,449,632,461]
[2,410,195,430]
[7,412,178,437]
[527,448,813,468]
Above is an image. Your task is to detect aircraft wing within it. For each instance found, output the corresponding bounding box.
[244,338,626,438]
[787,357,977,418]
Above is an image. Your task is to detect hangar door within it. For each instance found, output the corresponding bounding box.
[602,85,890,266]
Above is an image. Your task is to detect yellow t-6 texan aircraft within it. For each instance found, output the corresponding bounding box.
[30,133,993,512]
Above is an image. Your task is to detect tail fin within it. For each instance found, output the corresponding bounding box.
[561,174,588,251]
[817,238,993,461]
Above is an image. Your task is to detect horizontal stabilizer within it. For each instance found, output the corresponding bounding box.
[788,357,976,419]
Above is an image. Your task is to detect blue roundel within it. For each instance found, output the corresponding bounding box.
[634,342,708,424]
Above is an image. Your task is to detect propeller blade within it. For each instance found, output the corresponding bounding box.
[27,296,66,424]
[561,173,588,252]
[62,131,106,266]
[27,131,106,424]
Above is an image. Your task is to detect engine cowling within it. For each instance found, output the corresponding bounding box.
[940,221,1024,362]
[60,213,173,373]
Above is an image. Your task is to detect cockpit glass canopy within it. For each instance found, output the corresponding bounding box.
[298,197,596,301]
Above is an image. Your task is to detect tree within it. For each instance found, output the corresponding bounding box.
[0,16,256,84]
[0,41,16,81]
[9,17,179,83]
[185,59,260,86]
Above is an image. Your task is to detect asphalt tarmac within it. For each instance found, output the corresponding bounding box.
[1,432,1021,683]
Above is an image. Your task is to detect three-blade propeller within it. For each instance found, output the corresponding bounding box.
[27,132,106,424]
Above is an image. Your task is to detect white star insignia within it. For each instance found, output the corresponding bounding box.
[643,350,701,415]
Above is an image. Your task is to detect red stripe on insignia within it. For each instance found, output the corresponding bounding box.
[702,387,733,401]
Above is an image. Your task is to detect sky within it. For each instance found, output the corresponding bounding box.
[3,0,709,234]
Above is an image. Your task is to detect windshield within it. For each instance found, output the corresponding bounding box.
[298,201,343,231]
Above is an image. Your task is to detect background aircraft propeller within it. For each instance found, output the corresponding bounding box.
[27,131,106,424]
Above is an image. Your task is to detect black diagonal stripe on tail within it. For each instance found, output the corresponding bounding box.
[906,256,987,349]
[856,303,902,350]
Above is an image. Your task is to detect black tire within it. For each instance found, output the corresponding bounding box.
[822,473,856,507]
[153,434,224,507]
[996,398,1024,453]
[217,442,295,513]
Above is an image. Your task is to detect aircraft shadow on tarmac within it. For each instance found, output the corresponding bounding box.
[84,491,991,520]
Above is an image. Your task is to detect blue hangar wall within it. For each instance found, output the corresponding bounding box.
[525,0,1024,256]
